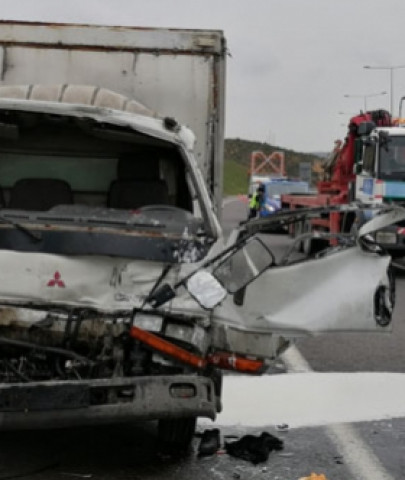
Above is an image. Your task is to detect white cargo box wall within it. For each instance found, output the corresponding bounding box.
[0,20,226,215]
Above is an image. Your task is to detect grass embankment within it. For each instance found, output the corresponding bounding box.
[223,159,249,196]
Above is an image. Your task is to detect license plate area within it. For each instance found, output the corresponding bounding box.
[0,384,89,412]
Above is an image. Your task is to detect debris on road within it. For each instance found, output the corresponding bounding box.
[275,423,289,432]
[60,473,93,479]
[298,474,329,480]
[333,454,344,464]
[277,452,294,458]
[197,428,221,456]
[225,431,284,464]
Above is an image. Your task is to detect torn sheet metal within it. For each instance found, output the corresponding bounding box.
[358,205,405,237]
[0,204,399,363]
[0,251,171,312]
[216,247,392,338]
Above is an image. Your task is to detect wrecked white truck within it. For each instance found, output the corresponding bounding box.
[0,21,398,450]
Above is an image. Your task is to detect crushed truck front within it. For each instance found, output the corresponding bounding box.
[0,89,226,440]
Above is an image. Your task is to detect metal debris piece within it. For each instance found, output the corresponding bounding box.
[60,473,93,479]
[298,474,329,480]
[275,423,289,432]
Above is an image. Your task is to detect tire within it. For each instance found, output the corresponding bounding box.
[158,417,197,453]
[374,266,395,327]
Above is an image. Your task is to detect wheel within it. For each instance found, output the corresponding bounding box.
[374,266,395,327]
[158,417,197,453]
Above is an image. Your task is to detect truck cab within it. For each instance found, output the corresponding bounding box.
[259,178,310,218]
[355,125,405,255]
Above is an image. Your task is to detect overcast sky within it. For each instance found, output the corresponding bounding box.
[2,0,405,152]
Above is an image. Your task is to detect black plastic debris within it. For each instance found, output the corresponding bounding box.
[198,428,221,457]
[275,423,289,432]
[225,432,284,464]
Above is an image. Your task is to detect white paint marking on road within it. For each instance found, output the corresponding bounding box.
[204,369,405,428]
[282,345,395,480]
[327,423,394,480]
[201,344,398,479]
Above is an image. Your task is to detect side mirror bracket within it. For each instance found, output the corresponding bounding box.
[147,236,275,310]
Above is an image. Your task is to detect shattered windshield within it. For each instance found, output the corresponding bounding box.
[379,135,405,179]
[0,110,212,262]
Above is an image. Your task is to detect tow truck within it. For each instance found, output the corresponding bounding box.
[281,108,405,260]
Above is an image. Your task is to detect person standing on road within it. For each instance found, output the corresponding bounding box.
[248,184,265,219]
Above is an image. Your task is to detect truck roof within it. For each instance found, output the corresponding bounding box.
[0,85,196,151]
[373,126,405,136]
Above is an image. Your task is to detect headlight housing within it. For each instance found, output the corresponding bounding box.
[375,231,397,244]
[132,313,163,332]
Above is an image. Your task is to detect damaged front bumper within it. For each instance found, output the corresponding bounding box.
[0,374,216,430]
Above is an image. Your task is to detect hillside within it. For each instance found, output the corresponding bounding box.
[224,138,324,195]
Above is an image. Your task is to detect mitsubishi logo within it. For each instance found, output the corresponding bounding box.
[47,271,66,288]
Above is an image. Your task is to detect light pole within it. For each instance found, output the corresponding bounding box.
[363,64,405,116]
[344,91,387,111]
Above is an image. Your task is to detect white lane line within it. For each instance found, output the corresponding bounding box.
[281,345,395,480]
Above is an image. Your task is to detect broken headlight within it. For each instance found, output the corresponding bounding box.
[375,231,397,244]
[132,313,163,332]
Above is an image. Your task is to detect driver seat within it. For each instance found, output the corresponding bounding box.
[108,180,169,210]
[107,155,169,209]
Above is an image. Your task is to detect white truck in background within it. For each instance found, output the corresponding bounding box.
[0,20,398,450]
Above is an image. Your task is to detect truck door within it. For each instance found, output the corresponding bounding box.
[356,142,377,203]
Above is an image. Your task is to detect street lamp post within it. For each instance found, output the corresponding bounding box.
[363,64,405,116]
[344,91,387,111]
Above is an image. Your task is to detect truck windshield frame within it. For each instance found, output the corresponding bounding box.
[378,136,405,179]
[0,106,218,262]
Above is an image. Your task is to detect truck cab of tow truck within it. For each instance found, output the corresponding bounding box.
[355,124,405,255]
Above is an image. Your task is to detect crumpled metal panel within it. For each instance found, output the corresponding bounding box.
[0,96,194,149]
[0,252,171,312]
[218,247,391,337]
[0,85,157,117]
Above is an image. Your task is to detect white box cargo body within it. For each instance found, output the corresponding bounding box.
[0,20,226,215]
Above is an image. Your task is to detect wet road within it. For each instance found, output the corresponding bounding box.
[0,196,404,480]
[0,421,358,480]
